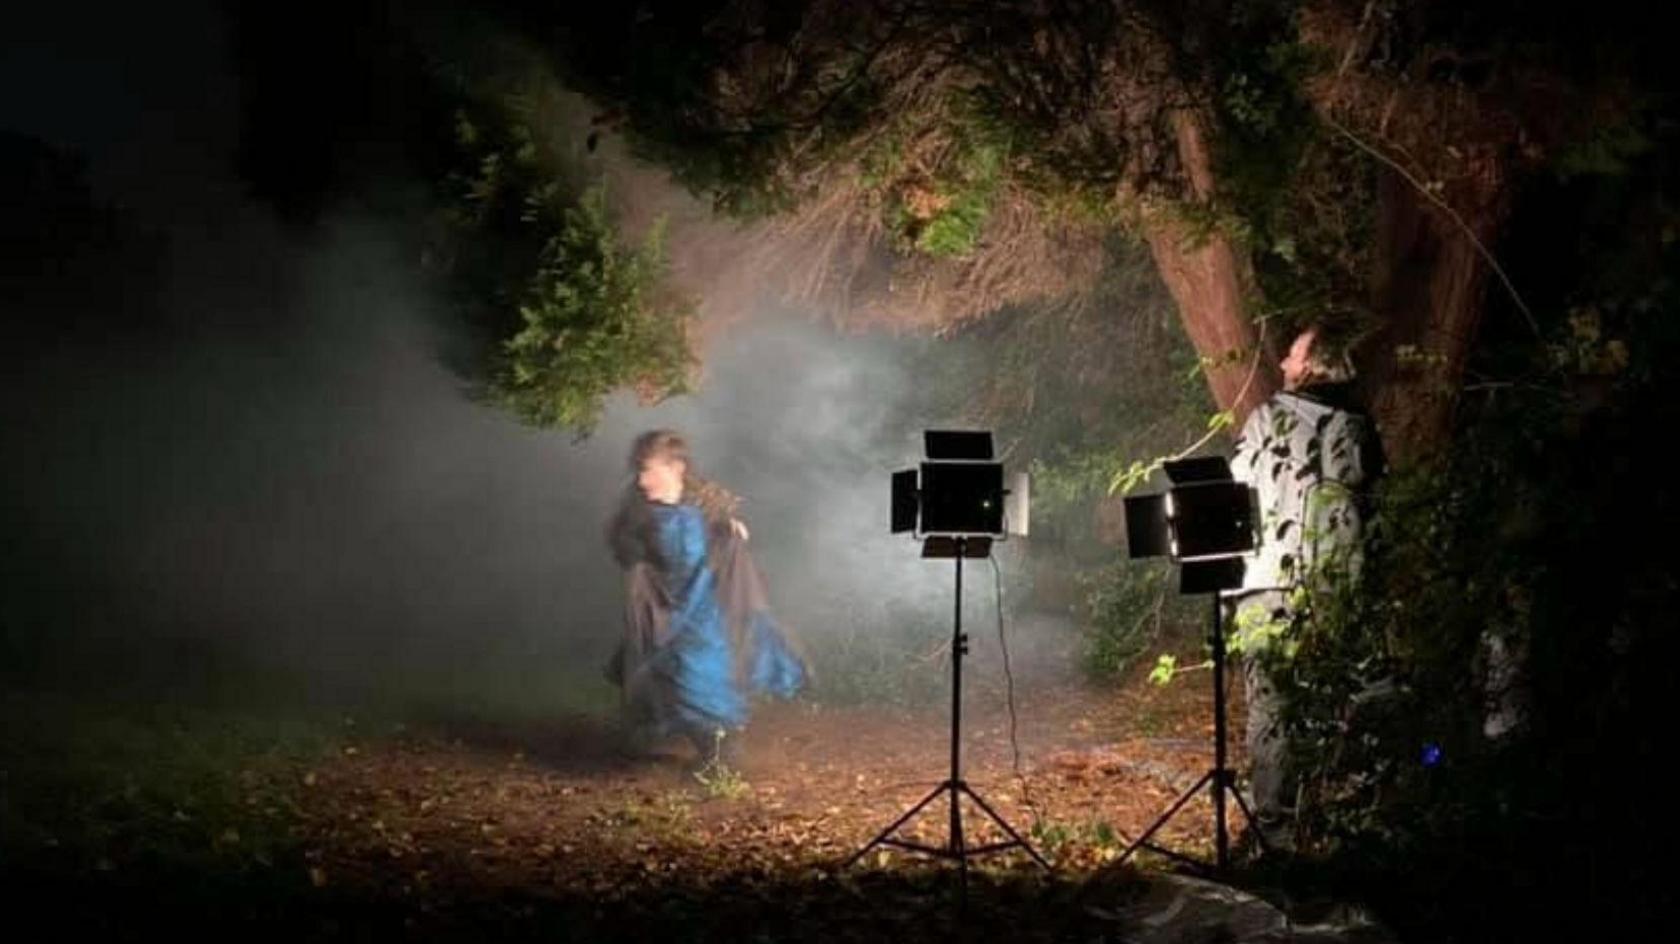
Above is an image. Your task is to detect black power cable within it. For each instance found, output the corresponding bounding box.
[989,552,1043,829]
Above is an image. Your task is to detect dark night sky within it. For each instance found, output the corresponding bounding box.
[3,4,265,237]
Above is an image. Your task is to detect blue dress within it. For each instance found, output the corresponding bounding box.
[643,503,805,735]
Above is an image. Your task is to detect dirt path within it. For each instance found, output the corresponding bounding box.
[3,660,1296,941]
[288,668,1250,932]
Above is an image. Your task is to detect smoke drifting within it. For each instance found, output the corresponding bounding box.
[1,2,1072,720]
[3,210,1010,711]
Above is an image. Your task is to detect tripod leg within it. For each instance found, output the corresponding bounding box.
[951,782,968,910]
[957,783,1053,870]
[1114,769,1216,867]
[844,782,949,868]
[1210,593,1231,873]
[1222,774,1270,855]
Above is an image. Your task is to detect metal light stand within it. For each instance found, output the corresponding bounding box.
[844,536,1050,906]
[1111,593,1265,875]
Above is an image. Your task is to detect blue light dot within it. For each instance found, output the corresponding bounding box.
[1421,742,1443,767]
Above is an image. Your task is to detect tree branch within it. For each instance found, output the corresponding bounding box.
[1321,112,1541,340]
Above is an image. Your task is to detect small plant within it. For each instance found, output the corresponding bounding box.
[1028,818,1128,865]
[691,729,750,800]
[1028,819,1075,857]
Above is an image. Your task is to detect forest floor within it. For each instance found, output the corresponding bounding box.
[3,646,1385,943]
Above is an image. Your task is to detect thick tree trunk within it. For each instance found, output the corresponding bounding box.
[1362,156,1511,465]
[1295,0,1542,466]
[1142,110,1278,424]
[1139,105,1513,465]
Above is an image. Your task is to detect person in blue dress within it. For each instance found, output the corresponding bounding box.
[604,430,808,768]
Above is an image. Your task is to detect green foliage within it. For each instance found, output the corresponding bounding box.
[437,105,696,435]
[1210,28,1378,341]
[920,255,1214,675]
[1227,592,1298,661]
[910,182,995,258]
[1027,816,1127,864]
[0,692,337,881]
[880,121,1007,258]
[691,732,751,799]
[532,3,1177,273]
[1077,558,1196,679]
[793,578,954,710]
[1254,120,1680,937]
[1551,116,1653,181]
[495,188,696,432]
[801,613,951,711]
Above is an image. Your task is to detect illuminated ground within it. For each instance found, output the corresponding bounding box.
[6,658,1309,941]
[299,668,1233,889]
[298,669,1253,939]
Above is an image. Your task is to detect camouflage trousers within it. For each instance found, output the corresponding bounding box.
[1224,589,1295,829]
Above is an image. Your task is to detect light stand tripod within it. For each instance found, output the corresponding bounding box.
[1112,593,1265,874]
[844,536,1050,903]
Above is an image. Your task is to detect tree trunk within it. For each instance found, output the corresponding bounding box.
[1362,154,1511,465]
[1294,0,1544,466]
[1142,110,1279,425]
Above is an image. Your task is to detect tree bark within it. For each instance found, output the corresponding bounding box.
[1362,153,1511,465]
[1295,0,1548,466]
[1142,109,1279,424]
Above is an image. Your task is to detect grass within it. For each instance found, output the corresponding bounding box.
[0,689,343,874]
[693,759,751,800]
[1027,817,1130,867]
[594,790,698,844]
[0,646,627,872]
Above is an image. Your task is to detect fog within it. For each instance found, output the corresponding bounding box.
[1,2,1073,718]
[5,210,1019,702]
